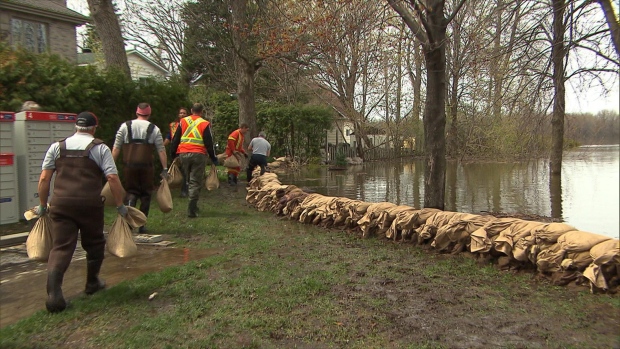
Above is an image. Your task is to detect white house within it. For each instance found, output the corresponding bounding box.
[77,48,170,80]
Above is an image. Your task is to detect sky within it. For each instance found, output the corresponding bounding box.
[66,0,619,115]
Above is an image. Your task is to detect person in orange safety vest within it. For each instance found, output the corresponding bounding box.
[225,123,249,186]
[169,103,218,217]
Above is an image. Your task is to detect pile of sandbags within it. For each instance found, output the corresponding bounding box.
[245,172,619,293]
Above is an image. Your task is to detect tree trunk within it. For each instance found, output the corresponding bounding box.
[550,0,566,176]
[597,0,620,58]
[236,57,258,144]
[423,39,447,210]
[86,0,130,77]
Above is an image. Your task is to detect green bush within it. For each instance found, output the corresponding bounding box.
[0,44,190,147]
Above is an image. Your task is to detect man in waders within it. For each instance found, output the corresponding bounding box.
[112,103,168,233]
[170,103,219,217]
[37,112,127,313]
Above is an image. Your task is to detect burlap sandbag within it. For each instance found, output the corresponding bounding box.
[107,214,138,258]
[223,153,241,168]
[156,179,173,213]
[26,214,53,261]
[583,239,620,290]
[206,164,219,190]
[167,157,184,188]
[101,181,126,207]
[557,230,611,253]
[124,206,147,229]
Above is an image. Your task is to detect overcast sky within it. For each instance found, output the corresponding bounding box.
[67,0,619,114]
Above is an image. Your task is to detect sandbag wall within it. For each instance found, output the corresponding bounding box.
[245,172,620,294]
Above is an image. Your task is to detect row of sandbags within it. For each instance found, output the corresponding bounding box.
[245,172,620,293]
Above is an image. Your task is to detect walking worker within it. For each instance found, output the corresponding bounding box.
[112,102,168,233]
[169,103,219,218]
[163,107,190,197]
[246,131,271,181]
[37,111,127,313]
[225,123,250,185]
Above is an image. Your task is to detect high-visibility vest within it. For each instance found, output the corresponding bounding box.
[177,116,210,154]
[169,121,179,139]
[226,129,244,155]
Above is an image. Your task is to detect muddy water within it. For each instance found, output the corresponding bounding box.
[0,246,217,328]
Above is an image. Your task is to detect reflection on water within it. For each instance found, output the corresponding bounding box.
[279,145,619,239]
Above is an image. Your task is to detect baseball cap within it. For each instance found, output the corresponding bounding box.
[76,111,98,127]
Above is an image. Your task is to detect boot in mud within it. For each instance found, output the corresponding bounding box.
[84,259,106,295]
[46,269,67,313]
[188,199,198,218]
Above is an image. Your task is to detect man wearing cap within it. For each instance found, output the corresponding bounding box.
[37,111,127,313]
[246,131,271,182]
[170,103,219,218]
[225,123,250,186]
[112,102,168,233]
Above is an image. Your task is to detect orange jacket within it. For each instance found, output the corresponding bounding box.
[226,128,245,156]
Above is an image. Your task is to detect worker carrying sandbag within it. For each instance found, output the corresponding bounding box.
[36,112,128,314]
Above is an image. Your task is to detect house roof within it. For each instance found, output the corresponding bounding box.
[126,49,169,75]
[0,0,89,25]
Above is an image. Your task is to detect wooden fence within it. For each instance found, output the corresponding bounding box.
[325,145,416,163]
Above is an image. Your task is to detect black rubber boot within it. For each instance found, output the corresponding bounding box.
[84,259,106,295]
[227,174,235,186]
[126,194,137,207]
[46,269,67,313]
[188,199,198,218]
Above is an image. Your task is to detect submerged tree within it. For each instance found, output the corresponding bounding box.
[387,0,466,210]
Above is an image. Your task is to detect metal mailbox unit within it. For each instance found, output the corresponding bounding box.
[14,111,77,215]
[0,111,19,224]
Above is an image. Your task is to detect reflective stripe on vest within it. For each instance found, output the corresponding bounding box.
[180,117,206,145]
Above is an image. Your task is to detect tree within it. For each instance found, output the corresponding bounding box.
[550,0,567,176]
[387,0,466,210]
[86,0,131,77]
[597,0,620,57]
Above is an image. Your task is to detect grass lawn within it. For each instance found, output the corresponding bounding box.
[1,181,619,349]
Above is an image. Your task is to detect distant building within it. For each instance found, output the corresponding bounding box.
[0,0,88,63]
[77,48,170,81]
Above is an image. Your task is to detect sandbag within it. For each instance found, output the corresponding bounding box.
[101,182,126,207]
[223,153,241,168]
[206,164,219,190]
[124,206,147,229]
[557,230,611,253]
[26,214,53,262]
[107,214,138,258]
[167,157,184,188]
[156,179,173,213]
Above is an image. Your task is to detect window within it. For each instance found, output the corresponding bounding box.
[345,129,350,136]
[11,18,48,53]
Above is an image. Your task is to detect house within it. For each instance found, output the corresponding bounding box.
[0,0,88,63]
[326,115,354,146]
[77,48,170,81]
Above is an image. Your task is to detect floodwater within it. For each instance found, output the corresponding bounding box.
[0,245,218,328]
[278,145,619,239]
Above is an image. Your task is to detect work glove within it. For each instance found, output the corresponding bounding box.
[212,158,219,166]
[161,168,169,179]
[243,153,248,158]
[35,205,48,216]
[116,204,128,217]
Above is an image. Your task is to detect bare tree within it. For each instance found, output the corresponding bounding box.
[387,0,466,210]
[86,0,130,77]
[550,0,567,176]
[597,0,620,57]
